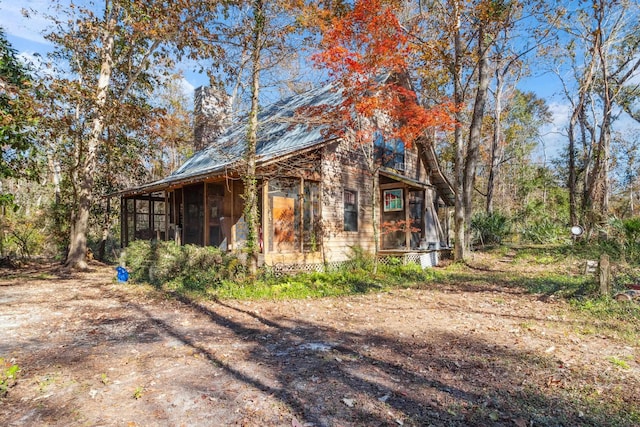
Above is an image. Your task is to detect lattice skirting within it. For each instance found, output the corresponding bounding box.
[377,252,439,269]
[267,252,440,276]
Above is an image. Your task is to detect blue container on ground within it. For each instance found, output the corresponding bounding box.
[116,266,129,282]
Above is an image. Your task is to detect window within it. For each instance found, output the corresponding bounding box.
[374,131,405,171]
[383,189,403,212]
[344,189,358,232]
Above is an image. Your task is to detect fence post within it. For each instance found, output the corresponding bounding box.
[599,254,611,296]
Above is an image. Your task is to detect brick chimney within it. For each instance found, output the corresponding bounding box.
[193,86,231,152]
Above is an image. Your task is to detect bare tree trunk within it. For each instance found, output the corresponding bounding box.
[567,116,578,226]
[97,197,111,261]
[452,0,466,262]
[586,15,611,227]
[567,40,598,228]
[242,0,264,275]
[66,3,116,269]
[463,24,490,254]
[486,64,504,214]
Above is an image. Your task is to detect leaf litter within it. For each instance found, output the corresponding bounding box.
[0,261,638,426]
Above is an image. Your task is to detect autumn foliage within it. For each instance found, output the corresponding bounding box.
[313,0,454,146]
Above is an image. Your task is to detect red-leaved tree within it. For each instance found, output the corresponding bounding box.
[312,0,453,260]
[313,0,452,145]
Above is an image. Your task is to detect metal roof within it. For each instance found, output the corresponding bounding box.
[116,78,455,203]
[117,82,344,197]
[174,83,343,176]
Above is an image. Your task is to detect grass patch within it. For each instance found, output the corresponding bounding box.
[122,242,639,345]
[518,274,595,297]
[569,297,640,343]
[123,241,438,300]
[607,356,631,370]
[196,264,436,300]
[570,296,640,317]
[512,248,566,265]
[0,358,19,398]
[423,245,640,347]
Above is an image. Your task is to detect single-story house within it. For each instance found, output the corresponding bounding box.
[116,77,454,272]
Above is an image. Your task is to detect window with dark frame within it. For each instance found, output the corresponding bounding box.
[344,189,358,232]
[374,130,405,171]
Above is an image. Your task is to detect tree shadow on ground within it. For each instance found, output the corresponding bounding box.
[145,293,628,426]
[2,277,637,426]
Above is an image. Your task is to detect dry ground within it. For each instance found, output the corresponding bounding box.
[0,256,638,426]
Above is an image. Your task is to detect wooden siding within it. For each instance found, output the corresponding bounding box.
[316,138,440,263]
[120,136,447,267]
[319,140,376,263]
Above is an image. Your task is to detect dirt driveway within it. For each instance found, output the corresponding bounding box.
[0,263,638,426]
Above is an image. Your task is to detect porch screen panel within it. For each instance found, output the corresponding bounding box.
[303,180,321,252]
[153,199,166,240]
[167,191,175,241]
[409,190,424,249]
[268,178,300,253]
[184,183,204,245]
[135,199,150,240]
[126,198,135,245]
[207,183,224,247]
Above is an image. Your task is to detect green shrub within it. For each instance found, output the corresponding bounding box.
[122,241,438,299]
[0,215,45,260]
[122,241,244,289]
[521,217,567,244]
[345,245,375,271]
[597,217,640,264]
[471,211,511,246]
[620,218,640,263]
[87,234,120,263]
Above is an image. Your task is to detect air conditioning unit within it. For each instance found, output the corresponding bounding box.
[394,162,405,171]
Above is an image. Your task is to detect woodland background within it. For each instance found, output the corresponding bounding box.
[1,0,640,268]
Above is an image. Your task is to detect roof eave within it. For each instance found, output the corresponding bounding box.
[112,138,338,198]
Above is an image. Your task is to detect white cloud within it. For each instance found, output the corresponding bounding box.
[535,99,640,162]
[180,77,196,98]
[17,51,43,68]
[535,101,571,160]
[17,51,56,78]
[548,101,571,134]
[0,0,57,46]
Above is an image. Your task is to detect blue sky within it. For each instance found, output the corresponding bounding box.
[2,0,637,165]
[1,0,204,96]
